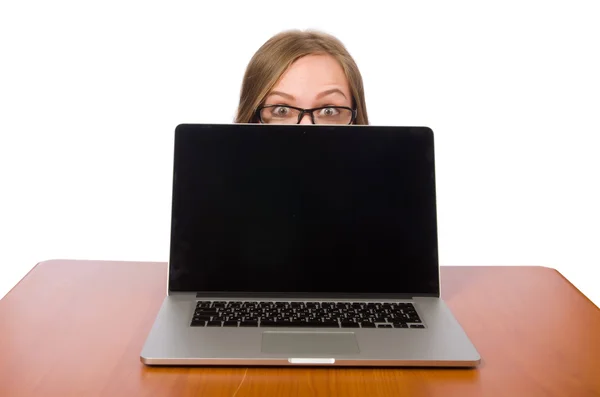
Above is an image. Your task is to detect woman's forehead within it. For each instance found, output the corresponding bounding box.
[269,54,351,101]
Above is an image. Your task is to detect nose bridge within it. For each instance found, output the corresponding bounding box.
[298,110,313,125]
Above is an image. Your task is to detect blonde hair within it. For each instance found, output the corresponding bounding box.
[235,30,369,125]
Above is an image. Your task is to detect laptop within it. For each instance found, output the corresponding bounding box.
[140,123,481,367]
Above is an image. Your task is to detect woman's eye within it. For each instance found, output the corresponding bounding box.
[320,107,339,117]
[272,106,290,116]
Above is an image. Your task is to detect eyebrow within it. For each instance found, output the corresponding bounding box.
[316,88,347,100]
[266,88,348,101]
[267,90,295,100]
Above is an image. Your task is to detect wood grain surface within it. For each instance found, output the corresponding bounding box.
[0,260,598,396]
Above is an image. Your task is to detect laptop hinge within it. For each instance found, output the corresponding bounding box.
[193,292,437,300]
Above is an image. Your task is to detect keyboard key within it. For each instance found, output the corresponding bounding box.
[196,309,218,315]
[361,322,376,328]
[341,321,360,328]
[310,321,339,328]
[274,321,312,327]
[207,321,222,327]
[223,321,238,327]
[393,323,409,328]
[410,324,425,328]
[377,324,393,328]
[239,321,258,327]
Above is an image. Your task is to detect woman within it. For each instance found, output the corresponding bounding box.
[235,30,369,125]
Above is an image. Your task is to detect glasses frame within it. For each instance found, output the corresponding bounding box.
[256,104,357,125]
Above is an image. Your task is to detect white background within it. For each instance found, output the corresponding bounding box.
[1,1,598,305]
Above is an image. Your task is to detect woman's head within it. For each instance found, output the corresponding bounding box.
[235,30,369,125]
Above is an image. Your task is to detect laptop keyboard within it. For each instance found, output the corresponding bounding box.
[191,301,425,329]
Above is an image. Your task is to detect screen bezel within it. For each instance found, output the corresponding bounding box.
[167,123,440,298]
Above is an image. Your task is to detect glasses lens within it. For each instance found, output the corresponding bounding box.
[313,107,353,124]
[260,106,301,124]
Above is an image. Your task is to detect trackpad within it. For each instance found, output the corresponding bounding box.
[261,331,359,355]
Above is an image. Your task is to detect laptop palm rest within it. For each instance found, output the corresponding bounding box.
[261,331,360,355]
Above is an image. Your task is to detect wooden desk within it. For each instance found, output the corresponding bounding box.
[0,260,598,396]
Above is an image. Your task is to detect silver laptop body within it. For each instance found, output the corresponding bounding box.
[140,124,480,367]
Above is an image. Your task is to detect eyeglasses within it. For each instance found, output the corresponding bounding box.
[256,105,356,125]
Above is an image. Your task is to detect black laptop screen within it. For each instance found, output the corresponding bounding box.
[169,124,439,296]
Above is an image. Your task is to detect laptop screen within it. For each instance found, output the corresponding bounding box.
[169,124,439,296]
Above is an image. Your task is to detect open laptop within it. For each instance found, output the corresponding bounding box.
[140,123,481,367]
